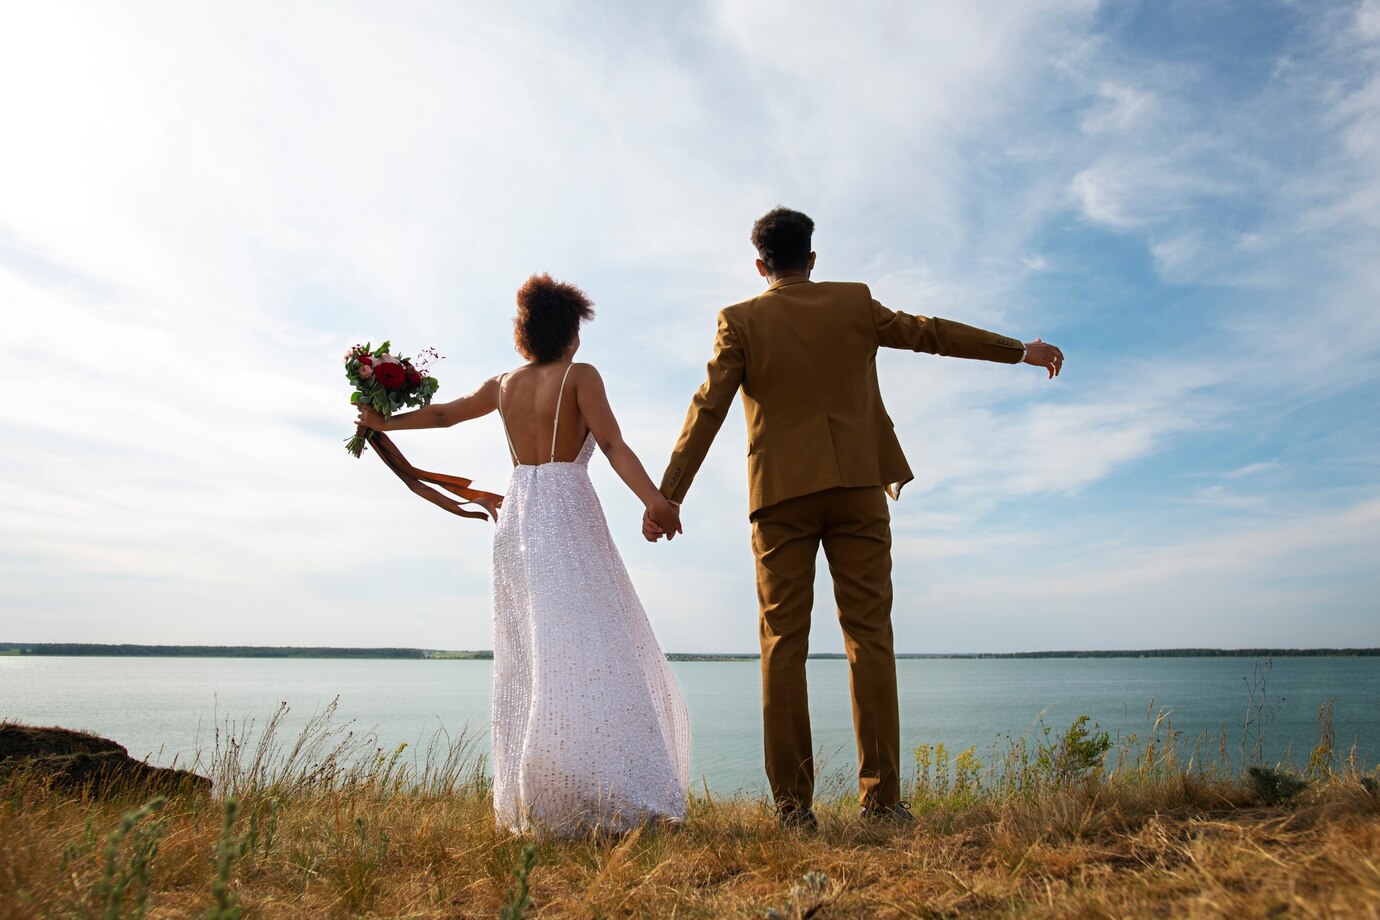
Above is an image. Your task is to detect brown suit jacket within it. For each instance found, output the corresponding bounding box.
[659,276,1025,515]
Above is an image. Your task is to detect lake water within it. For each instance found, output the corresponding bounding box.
[2,656,1377,794]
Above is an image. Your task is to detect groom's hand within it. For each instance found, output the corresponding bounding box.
[1023,338,1064,379]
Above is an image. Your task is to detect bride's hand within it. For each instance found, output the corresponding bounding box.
[354,401,387,431]
[644,499,682,542]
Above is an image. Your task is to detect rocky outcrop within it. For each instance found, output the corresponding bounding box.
[0,723,129,760]
[0,723,211,797]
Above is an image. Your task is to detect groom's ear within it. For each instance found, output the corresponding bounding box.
[755,257,769,278]
[808,251,817,271]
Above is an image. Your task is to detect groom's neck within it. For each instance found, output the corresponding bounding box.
[765,269,811,286]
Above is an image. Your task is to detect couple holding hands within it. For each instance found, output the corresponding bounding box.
[354,206,1063,835]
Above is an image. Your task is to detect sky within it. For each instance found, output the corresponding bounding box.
[1,0,1378,654]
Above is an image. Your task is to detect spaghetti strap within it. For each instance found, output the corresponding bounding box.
[550,363,576,462]
[497,373,519,465]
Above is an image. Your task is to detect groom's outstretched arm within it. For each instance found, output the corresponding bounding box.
[872,297,1026,364]
[659,310,746,505]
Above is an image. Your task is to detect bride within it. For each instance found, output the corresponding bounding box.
[353,273,692,835]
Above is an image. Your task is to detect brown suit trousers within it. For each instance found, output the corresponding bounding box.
[753,485,897,810]
[661,276,1023,809]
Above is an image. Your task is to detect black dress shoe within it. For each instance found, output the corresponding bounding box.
[861,802,915,825]
[777,805,818,830]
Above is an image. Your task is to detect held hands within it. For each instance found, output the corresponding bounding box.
[1023,338,1065,379]
[354,400,387,431]
[642,498,683,543]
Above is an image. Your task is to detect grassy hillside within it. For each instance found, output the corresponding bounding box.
[2,702,1377,918]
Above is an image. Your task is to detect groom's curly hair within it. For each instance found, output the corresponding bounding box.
[514,273,595,363]
[751,207,814,275]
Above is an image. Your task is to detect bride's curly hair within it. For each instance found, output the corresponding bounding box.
[513,273,595,363]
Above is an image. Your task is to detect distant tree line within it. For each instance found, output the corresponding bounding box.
[0,643,429,659]
[669,649,1380,660]
[424,650,494,660]
[929,648,1380,659]
[2,644,1375,660]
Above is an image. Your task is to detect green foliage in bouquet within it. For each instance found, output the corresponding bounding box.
[344,341,443,457]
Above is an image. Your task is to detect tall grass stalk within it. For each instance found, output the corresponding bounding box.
[205,797,245,920]
[199,697,485,798]
[498,844,537,920]
[95,796,167,920]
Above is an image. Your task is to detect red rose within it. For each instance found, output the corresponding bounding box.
[358,355,373,367]
[405,369,423,386]
[373,362,406,388]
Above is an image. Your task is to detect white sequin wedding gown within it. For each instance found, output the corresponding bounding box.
[490,370,692,835]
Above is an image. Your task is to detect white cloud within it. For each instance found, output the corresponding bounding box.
[892,495,1380,652]
[1149,231,1204,278]
[1080,82,1156,134]
[1070,166,1142,227]
[1175,486,1268,512]
[1223,462,1281,479]
[876,348,1223,510]
[1036,497,1380,598]
[1358,0,1380,40]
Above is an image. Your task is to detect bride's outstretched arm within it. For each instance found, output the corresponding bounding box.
[355,377,500,431]
[575,365,683,539]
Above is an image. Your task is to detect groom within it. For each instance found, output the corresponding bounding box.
[646,207,1063,826]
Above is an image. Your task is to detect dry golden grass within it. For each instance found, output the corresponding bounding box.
[3,700,1378,919]
[4,772,1379,918]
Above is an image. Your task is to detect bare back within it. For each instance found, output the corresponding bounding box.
[497,362,591,465]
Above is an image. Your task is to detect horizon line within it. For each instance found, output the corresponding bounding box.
[4,642,1379,659]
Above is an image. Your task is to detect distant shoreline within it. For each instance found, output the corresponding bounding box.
[2,643,1377,661]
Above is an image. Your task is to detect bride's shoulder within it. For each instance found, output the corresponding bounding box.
[497,365,535,388]
[567,362,606,395]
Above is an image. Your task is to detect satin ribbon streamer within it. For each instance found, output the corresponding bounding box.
[364,427,503,523]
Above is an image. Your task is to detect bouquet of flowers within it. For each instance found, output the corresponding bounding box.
[344,341,442,457]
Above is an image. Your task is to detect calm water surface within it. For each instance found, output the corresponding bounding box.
[2,656,1376,794]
